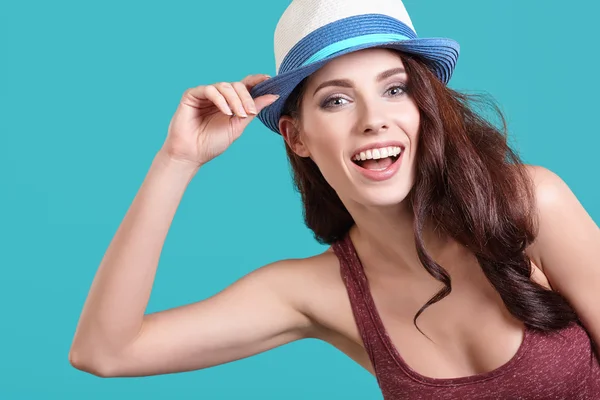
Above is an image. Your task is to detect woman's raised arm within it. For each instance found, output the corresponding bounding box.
[68,77,309,377]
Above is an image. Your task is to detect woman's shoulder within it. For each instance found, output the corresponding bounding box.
[270,245,353,330]
[523,164,560,188]
[522,164,570,288]
[523,164,569,202]
[270,245,338,279]
[273,246,344,304]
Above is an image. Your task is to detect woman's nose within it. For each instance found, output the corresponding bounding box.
[357,100,389,135]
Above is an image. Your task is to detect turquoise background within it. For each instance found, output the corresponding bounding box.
[1,0,598,398]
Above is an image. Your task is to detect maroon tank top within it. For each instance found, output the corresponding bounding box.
[331,232,600,399]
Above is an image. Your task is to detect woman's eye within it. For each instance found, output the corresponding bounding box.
[321,96,349,108]
[386,85,406,96]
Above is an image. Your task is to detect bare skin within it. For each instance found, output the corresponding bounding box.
[69,48,554,380]
[296,230,552,378]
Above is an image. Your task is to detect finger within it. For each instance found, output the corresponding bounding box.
[253,94,280,114]
[241,74,271,90]
[214,82,248,118]
[233,94,280,132]
[182,85,232,115]
[231,82,257,115]
[183,85,211,101]
[202,85,233,116]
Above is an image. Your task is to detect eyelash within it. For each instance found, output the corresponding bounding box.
[320,83,408,109]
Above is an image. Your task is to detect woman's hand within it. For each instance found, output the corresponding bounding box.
[161,74,278,167]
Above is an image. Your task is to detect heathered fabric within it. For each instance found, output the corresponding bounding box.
[331,232,600,399]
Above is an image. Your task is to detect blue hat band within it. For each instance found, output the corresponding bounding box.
[301,33,411,67]
[279,14,417,74]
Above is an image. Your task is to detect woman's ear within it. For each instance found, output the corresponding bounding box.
[279,115,311,157]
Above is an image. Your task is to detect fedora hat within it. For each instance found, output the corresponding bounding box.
[249,0,460,135]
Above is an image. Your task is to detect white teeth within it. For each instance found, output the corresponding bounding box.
[352,146,402,161]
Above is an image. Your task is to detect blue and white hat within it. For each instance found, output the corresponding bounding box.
[249,0,460,135]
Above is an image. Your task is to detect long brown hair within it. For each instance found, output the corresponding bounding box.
[280,50,578,335]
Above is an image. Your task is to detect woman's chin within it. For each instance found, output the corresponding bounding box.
[355,188,412,208]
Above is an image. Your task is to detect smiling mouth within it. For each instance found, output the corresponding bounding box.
[352,154,400,171]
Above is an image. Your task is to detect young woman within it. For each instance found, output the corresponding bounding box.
[69,0,600,398]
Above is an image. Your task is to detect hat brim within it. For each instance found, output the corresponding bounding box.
[249,37,459,135]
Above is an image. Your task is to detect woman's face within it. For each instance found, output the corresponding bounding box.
[280,47,421,209]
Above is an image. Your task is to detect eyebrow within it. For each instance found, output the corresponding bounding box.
[312,67,406,98]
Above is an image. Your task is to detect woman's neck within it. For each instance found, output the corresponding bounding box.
[347,201,456,277]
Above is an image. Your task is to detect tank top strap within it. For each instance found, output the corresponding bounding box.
[331,231,397,376]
